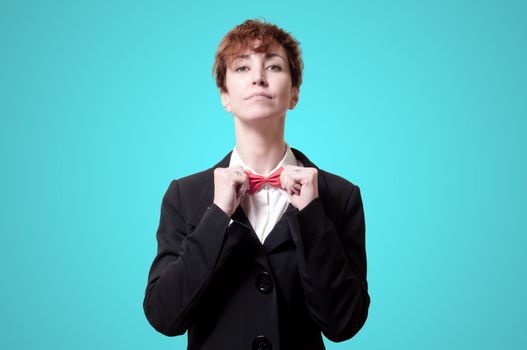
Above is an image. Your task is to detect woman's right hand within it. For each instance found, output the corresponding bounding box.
[212,165,249,216]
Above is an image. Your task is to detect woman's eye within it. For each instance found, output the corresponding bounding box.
[267,65,282,71]
[234,65,281,72]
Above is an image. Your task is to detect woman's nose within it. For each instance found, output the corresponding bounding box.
[252,68,268,86]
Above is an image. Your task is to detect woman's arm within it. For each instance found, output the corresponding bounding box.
[143,180,232,336]
[289,184,370,342]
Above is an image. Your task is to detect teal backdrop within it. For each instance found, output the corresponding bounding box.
[1,0,526,349]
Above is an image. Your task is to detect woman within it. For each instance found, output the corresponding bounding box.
[143,19,370,350]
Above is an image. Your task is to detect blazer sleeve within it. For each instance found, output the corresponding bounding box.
[143,180,232,336]
[289,184,370,342]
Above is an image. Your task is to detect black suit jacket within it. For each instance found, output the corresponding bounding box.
[143,148,369,350]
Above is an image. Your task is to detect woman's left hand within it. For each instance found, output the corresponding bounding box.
[280,165,319,211]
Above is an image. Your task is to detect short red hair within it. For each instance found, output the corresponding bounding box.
[213,19,303,92]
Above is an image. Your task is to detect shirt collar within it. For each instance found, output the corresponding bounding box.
[229,142,298,177]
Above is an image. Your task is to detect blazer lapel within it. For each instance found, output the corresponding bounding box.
[264,148,332,253]
[262,202,297,252]
[187,151,232,229]
[186,147,331,255]
[290,147,330,207]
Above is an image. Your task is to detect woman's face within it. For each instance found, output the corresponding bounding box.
[220,42,299,122]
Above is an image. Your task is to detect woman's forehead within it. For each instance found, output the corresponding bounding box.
[232,42,286,60]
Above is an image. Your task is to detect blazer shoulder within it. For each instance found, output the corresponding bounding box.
[162,169,211,198]
[162,168,214,223]
[318,168,360,197]
[317,169,363,227]
[174,168,213,191]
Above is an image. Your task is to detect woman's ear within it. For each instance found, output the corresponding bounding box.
[220,89,232,112]
[288,87,299,109]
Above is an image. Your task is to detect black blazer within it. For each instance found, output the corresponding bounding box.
[143,148,369,350]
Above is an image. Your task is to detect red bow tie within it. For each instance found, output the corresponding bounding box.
[245,166,284,194]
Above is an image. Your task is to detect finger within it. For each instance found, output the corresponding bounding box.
[293,183,302,193]
[291,183,300,195]
[230,165,246,174]
[239,179,249,197]
[283,172,301,187]
[231,165,245,172]
[233,171,249,190]
[286,179,302,192]
[287,172,304,182]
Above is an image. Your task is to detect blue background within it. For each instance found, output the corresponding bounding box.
[1,0,526,349]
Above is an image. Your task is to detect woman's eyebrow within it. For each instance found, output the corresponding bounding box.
[265,52,286,62]
[234,52,286,61]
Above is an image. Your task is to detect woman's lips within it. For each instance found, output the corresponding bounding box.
[246,92,272,100]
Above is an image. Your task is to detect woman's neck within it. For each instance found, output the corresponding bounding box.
[234,115,287,176]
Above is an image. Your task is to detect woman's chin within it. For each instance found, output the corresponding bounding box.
[234,110,286,123]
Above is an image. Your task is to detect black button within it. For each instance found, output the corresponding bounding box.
[255,272,273,294]
[252,335,272,350]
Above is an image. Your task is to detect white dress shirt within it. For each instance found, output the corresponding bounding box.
[228,143,304,244]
